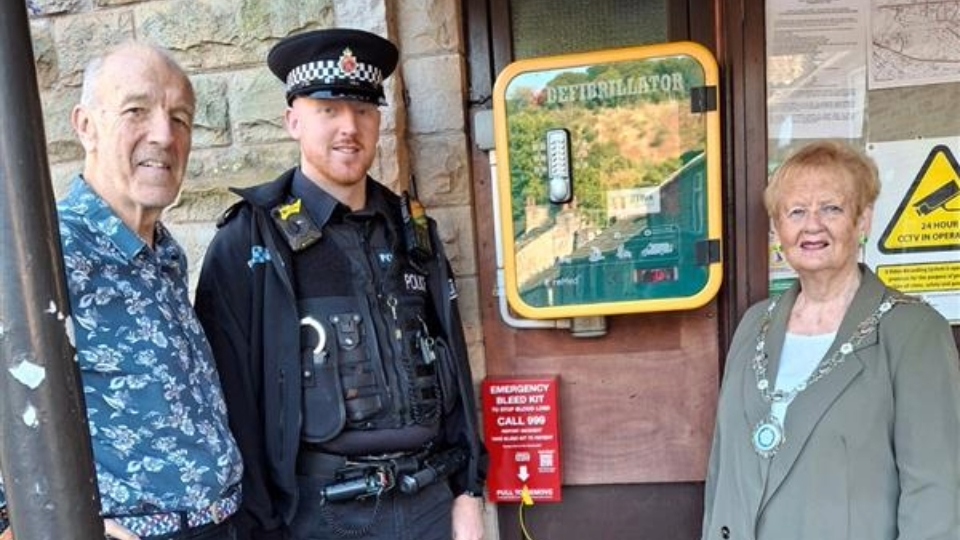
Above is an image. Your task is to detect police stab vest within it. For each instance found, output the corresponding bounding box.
[287,206,457,448]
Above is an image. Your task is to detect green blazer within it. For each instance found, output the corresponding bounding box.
[702,267,960,540]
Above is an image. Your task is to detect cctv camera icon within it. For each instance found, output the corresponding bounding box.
[913,179,960,216]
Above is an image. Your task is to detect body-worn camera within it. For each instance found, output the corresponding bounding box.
[271,198,323,251]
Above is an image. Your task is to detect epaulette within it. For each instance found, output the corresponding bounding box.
[216,201,247,228]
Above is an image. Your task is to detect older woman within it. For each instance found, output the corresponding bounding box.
[701,141,960,540]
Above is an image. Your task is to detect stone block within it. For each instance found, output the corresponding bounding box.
[409,132,471,206]
[397,0,461,56]
[373,128,405,197]
[404,54,465,134]
[96,0,143,6]
[162,220,217,294]
[40,87,83,163]
[455,275,483,345]
[167,185,242,223]
[135,0,335,71]
[53,10,135,87]
[29,19,58,89]
[49,161,79,198]
[372,132,408,192]
[191,75,231,148]
[29,0,83,16]
[333,1,386,34]
[428,205,477,276]
[466,340,487,382]
[186,141,299,191]
[226,69,288,145]
[380,78,403,133]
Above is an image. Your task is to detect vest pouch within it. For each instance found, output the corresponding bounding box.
[299,297,368,443]
[300,315,346,443]
[433,337,459,414]
[330,311,386,429]
[392,289,444,426]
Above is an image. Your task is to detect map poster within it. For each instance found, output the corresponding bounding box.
[870,0,960,90]
[866,139,960,324]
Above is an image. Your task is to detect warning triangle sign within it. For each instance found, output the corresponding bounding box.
[879,145,960,254]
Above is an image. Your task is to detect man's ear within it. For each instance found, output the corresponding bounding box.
[284,106,302,141]
[71,105,97,152]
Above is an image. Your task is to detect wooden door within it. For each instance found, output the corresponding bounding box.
[461,0,767,538]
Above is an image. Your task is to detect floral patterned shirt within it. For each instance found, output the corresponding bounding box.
[0,176,243,533]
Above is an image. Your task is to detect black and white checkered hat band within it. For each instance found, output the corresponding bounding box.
[286,59,383,93]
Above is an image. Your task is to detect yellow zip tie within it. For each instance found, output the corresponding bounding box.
[520,484,535,506]
[277,199,302,220]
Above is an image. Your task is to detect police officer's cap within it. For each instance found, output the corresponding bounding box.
[268,28,398,106]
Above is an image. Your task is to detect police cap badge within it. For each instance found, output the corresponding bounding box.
[267,28,399,105]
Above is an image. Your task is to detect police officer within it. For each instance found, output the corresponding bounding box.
[195,28,486,540]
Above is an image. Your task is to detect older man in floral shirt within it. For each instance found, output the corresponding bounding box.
[0,42,241,540]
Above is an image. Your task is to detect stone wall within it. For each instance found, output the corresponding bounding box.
[27,5,493,528]
[27,0,486,378]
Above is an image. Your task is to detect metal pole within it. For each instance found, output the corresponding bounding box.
[0,1,103,538]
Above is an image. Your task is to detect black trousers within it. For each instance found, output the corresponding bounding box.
[290,476,453,540]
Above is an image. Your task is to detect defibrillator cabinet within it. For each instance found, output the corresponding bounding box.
[492,42,723,319]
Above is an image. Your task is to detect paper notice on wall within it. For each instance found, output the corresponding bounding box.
[766,0,868,140]
[870,0,960,89]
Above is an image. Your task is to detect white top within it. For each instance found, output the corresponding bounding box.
[771,332,836,426]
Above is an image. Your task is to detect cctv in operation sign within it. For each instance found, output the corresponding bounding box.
[482,377,562,503]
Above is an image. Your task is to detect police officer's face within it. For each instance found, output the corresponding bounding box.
[285,98,381,191]
[73,44,195,238]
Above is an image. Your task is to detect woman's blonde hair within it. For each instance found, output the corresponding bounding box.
[764,141,881,219]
